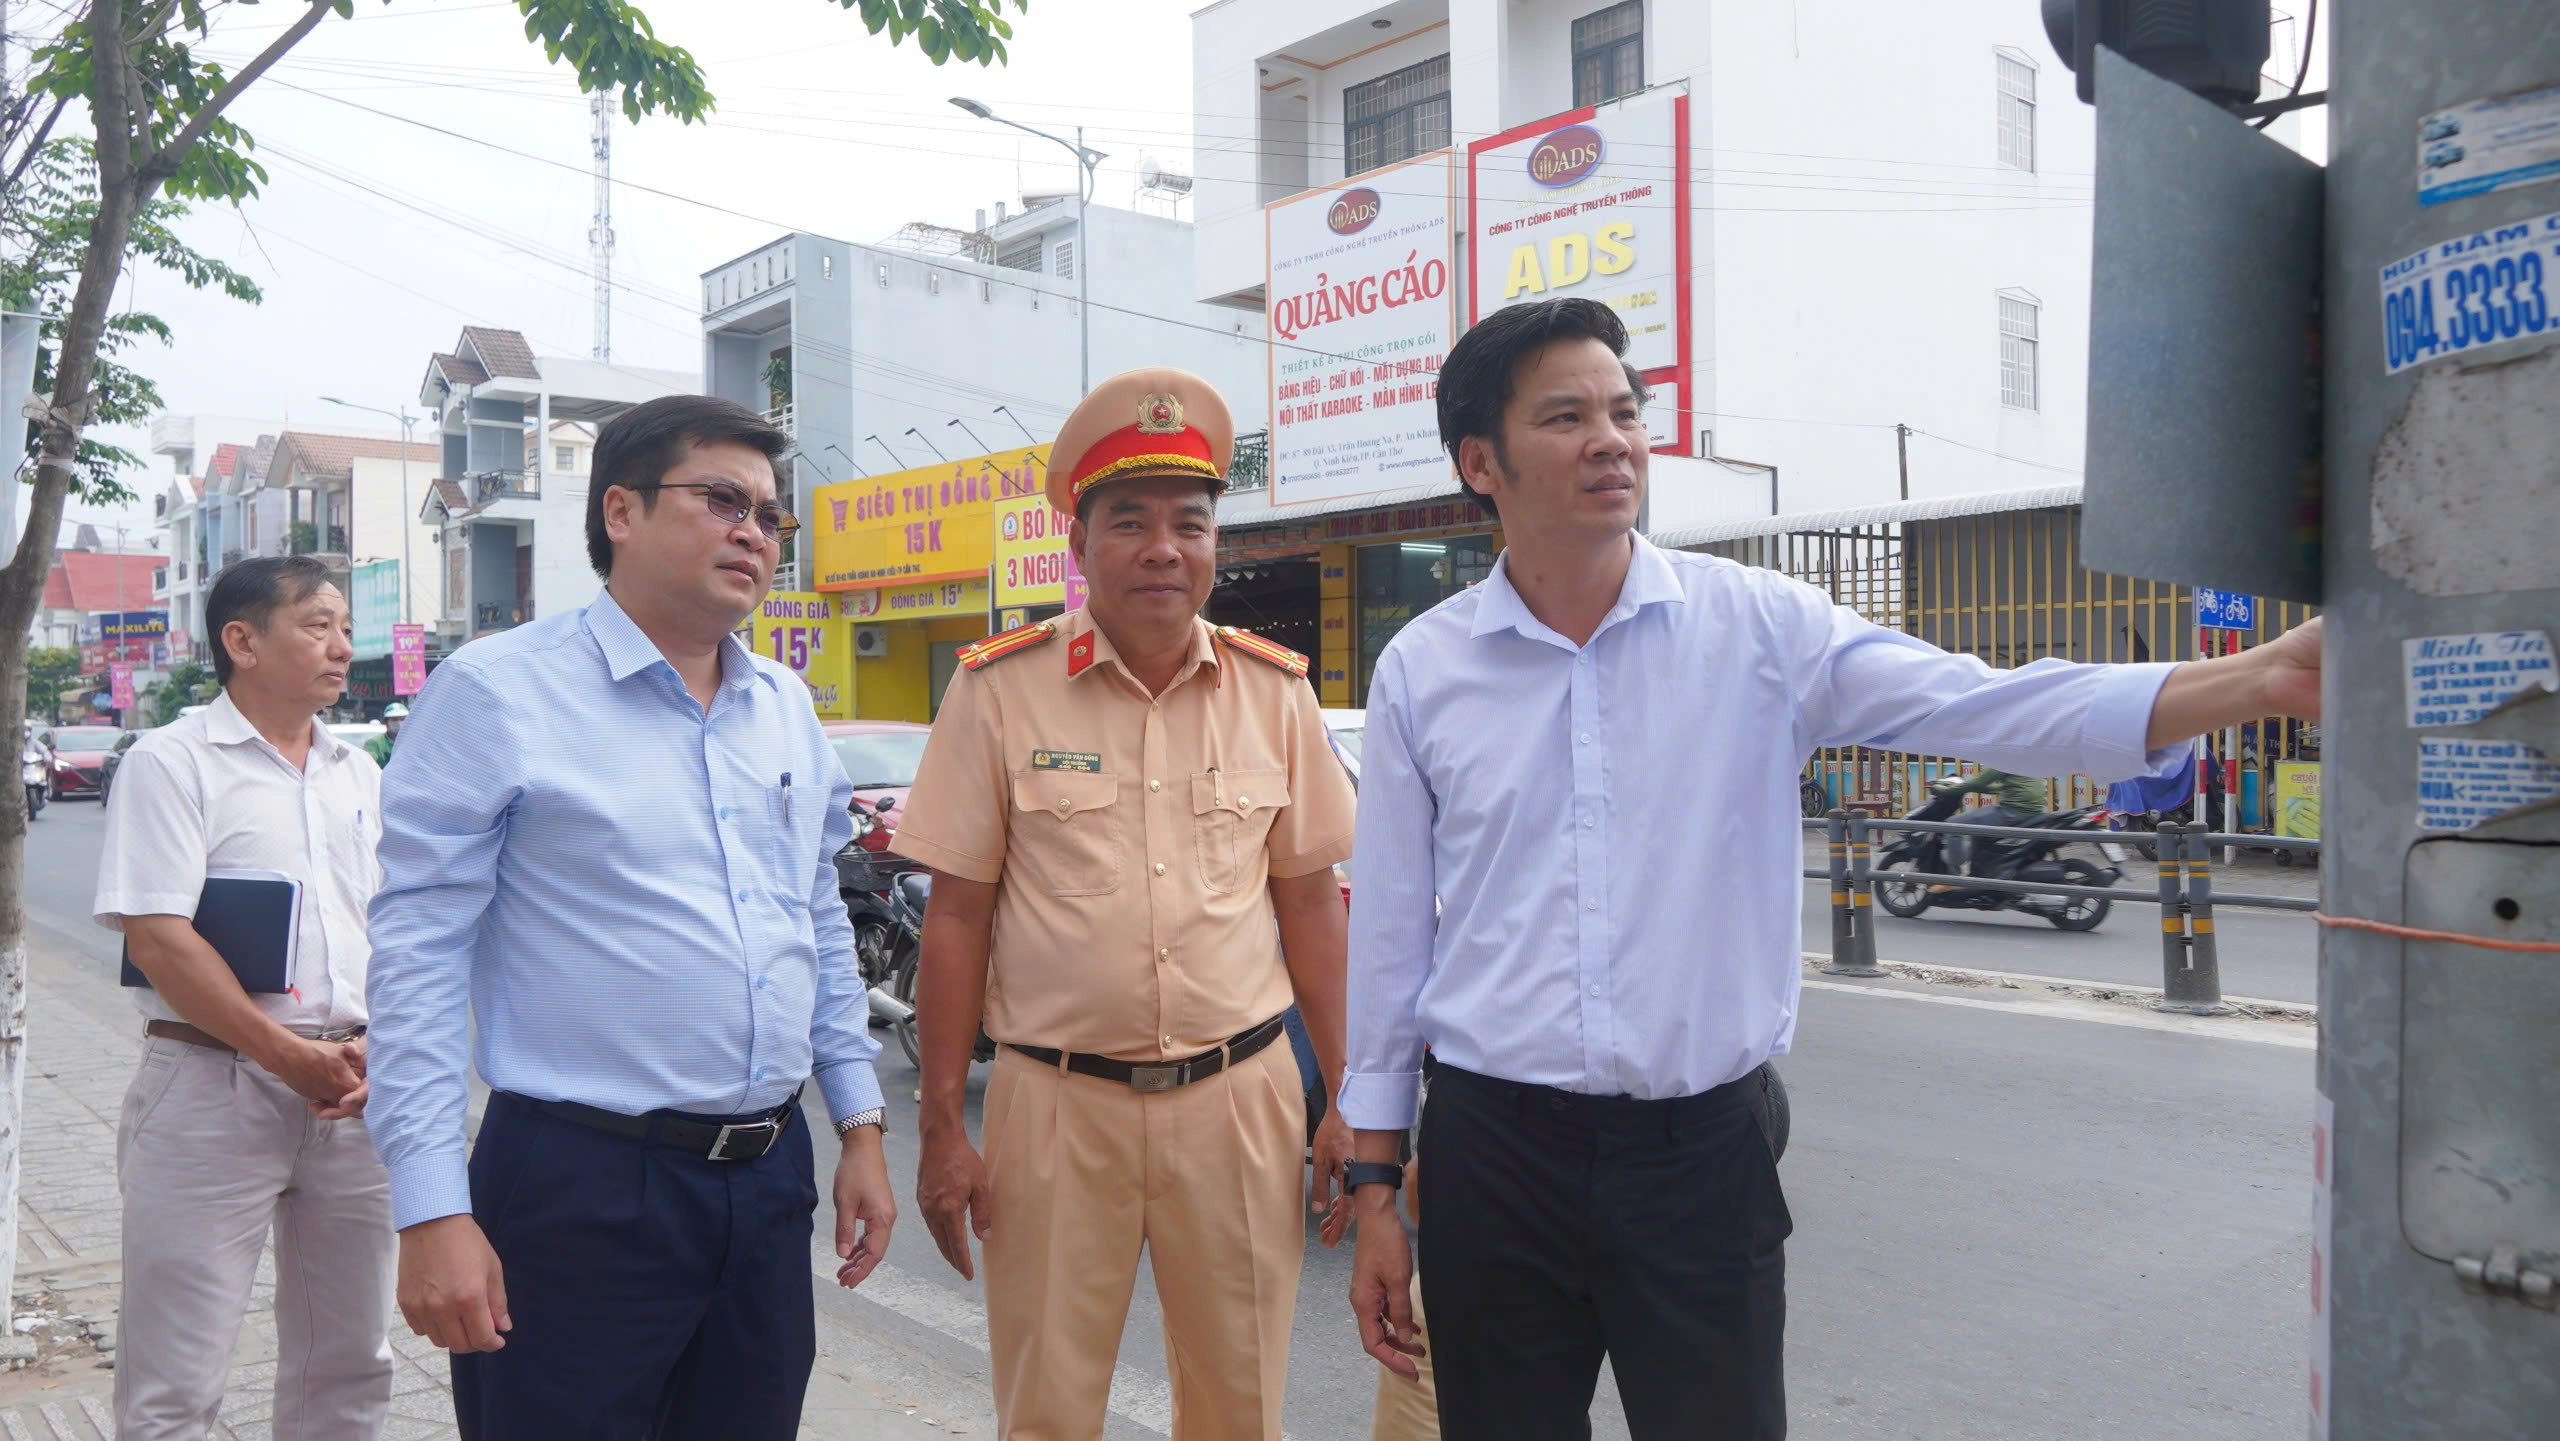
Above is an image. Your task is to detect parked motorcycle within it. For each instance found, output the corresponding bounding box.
[1872,784,2127,930]
[20,747,46,821]
[838,797,991,1070]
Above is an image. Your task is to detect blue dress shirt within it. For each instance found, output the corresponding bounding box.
[366,589,883,1230]
[1339,537,2180,1131]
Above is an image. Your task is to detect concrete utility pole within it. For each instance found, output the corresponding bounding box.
[589,87,615,363]
[2057,2,2560,1435]
[2318,4,2559,1434]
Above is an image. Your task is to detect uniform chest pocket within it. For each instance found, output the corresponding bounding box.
[1191,767,1289,894]
[1010,771,1125,897]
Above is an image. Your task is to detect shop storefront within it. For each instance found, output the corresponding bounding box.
[802,447,1068,722]
[1216,491,1499,708]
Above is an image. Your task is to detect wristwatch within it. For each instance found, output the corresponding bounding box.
[1344,1160,1403,1193]
[834,1108,886,1137]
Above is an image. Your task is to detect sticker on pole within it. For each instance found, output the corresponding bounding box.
[2376,208,2560,374]
[2403,630,2556,728]
[2415,737,2560,831]
[2417,84,2560,207]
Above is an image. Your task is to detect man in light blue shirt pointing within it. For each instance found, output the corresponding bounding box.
[1338,298,2323,1440]
[365,394,893,1440]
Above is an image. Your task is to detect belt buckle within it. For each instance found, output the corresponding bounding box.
[1128,1063,1184,1094]
[707,1119,779,1161]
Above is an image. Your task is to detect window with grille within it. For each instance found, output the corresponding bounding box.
[996,235,1043,271]
[1056,240,1075,279]
[1996,53,2036,171]
[1572,2,1644,108]
[554,445,574,471]
[1345,55,1450,177]
[1999,294,2040,410]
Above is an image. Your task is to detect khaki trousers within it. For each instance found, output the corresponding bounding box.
[114,1035,397,1441]
[981,1040,1305,1441]
[1366,1274,1438,1441]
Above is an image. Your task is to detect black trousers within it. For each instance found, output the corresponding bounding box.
[1418,1062,1792,1441]
[450,1091,820,1440]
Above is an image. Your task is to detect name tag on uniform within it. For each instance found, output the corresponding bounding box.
[1030,749,1103,773]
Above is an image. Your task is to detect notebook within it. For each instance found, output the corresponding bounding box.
[118,869,302,994]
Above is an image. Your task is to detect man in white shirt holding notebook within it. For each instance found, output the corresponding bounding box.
[93,554,395,1441]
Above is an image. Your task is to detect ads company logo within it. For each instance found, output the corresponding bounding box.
[1327,187,1382,235]
[829,497,849,531]
[1527,124,1605,188]
[1001,511,1021,541]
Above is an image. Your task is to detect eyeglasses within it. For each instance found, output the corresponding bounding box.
[654,482,800,543]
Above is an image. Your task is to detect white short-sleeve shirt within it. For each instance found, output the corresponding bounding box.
[92,691,383,1031]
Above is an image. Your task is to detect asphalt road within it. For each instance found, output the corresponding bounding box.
[25,798,2315,1439]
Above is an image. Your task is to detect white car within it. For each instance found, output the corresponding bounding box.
[1320,707,1365,786]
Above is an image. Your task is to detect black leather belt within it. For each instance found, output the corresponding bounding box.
[1009,1014,1287,1094]
[502,1089,800,1162]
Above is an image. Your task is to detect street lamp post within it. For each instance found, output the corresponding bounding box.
[320,395,420,625]
[951,98,1107,398]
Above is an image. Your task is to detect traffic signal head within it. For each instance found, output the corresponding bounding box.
[2042,0,2271,107]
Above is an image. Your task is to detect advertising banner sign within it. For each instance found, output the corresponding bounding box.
[841,576,990,622]
[109,664,135,711]
[809,448,1044,590]
[391,624,428,696]
[743,592,852,719]
[1264,151,1458,507]
[1469,87,1692,452]
[994,494,1084,609]
[352,559,401,660]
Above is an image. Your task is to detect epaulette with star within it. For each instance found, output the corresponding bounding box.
[1214,626,1310,678]
[958,620,1057,671]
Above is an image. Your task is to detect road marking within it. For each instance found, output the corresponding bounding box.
[815,1257,1186,1437]
[1801,977,2316,1049]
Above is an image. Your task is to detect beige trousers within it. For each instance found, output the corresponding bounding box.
[1366,1273,1439,1441]
[981,1040,1305,1441]
[114,1035,396,1441]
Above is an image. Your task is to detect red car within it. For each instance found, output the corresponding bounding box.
[39,725,125,801]
[822,720,933,851]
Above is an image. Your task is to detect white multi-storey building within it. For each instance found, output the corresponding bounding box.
[1192,0,2095,526]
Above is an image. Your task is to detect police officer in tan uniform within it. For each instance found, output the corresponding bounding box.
[892,368,1360,1441]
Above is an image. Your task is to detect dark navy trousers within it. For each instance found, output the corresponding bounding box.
[450,1091,820,1440]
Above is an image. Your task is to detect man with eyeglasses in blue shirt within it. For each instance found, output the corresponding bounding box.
[365,394,895,1439]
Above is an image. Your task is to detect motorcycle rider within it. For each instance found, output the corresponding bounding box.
[1935,765,2049,879]
[363,703,407,767]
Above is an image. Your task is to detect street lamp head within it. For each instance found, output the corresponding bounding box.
[320,395,348,406]
[950,97,993,119]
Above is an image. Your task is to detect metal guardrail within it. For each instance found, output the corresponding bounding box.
[1803,812,2321,1016]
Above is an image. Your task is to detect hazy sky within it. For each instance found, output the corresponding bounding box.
[37,0,1216,545]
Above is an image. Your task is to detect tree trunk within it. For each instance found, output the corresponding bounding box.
[0,0,152,1321]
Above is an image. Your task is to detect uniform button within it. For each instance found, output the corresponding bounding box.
[1586,898,1598,911]
[1150,779,1163,792]
[1238,795,1251,808]
[736,889,750,901]
[756,976,769,989]
[755,1067,768,1080]
[1588,984,1603,997]
[1158,947,1170,962]
[1578,732,1591,745]
[1582,816,1595,829]
[719,806,731,819]
[1577,655,1589,666]
[1162,1035,1173,1047]
[1058,797,1071,811]
[1154,862,1167,877]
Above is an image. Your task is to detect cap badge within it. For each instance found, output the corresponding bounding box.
[1136,393,1186,435]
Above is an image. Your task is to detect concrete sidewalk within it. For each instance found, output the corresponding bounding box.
[2,932,976,1440]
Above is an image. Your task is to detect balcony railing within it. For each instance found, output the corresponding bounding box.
[771,560,801,592]
[765,403,795,437]
[467,470,540,505]
[152,567,169,594]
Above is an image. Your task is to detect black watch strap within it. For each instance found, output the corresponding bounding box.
[1344,1160,1404,1192]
